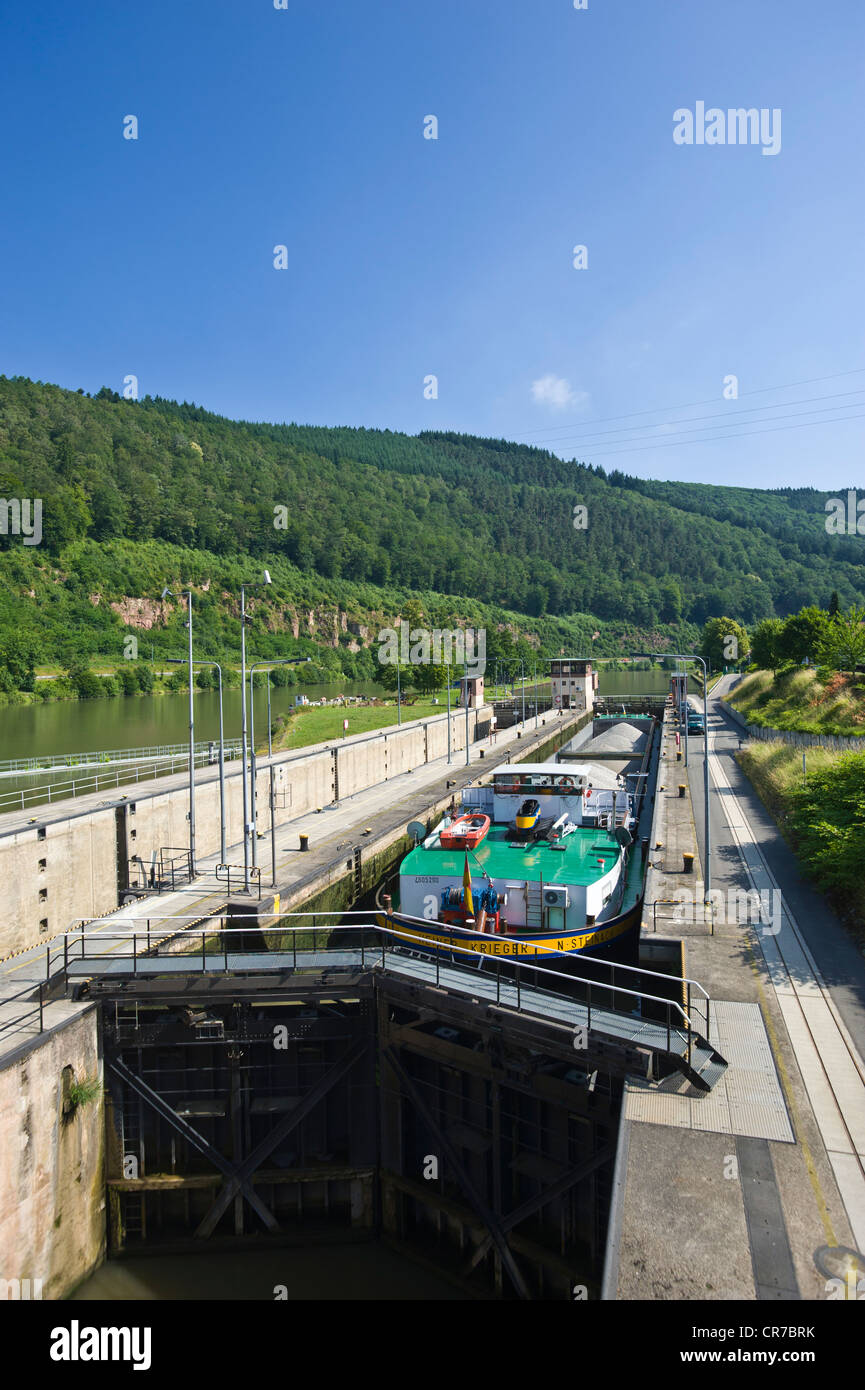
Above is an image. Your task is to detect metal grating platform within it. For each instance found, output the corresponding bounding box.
[623,1000,793,1141]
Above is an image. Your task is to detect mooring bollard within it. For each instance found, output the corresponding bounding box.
[299,833,309,852]
[683,852,694,874]
[678,784,687,798]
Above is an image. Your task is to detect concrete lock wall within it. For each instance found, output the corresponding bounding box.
[0,810,118,959]
[0,1008,104,1300]
[0,706,493,956]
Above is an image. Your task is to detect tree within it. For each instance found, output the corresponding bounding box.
[750,618,784,675]
[64,659,104,700]
[0,631,38,692]
[828,591,840,619]
[414,661,448,695]
[700,617,750,670]
[777,606,830,665]
[816,607,865,674]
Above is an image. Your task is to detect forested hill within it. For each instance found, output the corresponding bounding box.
[1,376,863,640]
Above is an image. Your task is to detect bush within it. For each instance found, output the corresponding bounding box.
[67,662,104,699]
[134,662,155,693]
[117,665,139,696]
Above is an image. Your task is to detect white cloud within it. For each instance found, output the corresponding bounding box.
[531,375,588,411]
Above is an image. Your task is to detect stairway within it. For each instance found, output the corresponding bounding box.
[665,1032,728,1092]
[525,881,544,929]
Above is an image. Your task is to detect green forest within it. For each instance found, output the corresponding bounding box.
[1,375,864,697]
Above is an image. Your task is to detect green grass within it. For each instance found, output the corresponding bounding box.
[269,695,456,751]
[737,740,865,944]
[728,668,865,739]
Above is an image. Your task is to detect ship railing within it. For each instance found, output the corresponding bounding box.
[53,912,712,1062]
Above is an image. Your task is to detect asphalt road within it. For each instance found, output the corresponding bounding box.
[687,674,865,1063]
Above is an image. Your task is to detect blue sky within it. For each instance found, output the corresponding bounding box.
[1,0,863,487]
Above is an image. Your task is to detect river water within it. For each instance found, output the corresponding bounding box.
[0,669,670,764]
[69,1243,466,1301]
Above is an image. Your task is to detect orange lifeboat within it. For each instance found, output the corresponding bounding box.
[439,814,491,851]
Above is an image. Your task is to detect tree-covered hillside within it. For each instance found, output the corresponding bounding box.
[0,375,863,678]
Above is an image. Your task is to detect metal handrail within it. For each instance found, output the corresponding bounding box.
[0,737,243,776]
[58,917,706,1040]
[0,749,242,812]
[0,979,46,1039]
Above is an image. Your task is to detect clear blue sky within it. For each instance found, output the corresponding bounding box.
[1,0,863,487]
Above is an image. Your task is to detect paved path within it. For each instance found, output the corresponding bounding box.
[697,675,865,1250]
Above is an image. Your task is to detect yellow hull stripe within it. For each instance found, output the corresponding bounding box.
[376,911,637,957]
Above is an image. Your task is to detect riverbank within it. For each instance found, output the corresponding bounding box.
[728,667,865,739]
[268,697,455,752]
[736,740,865,945]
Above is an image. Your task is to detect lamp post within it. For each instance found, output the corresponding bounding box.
[446,653,452,765]
[639,651,711,898]
[168,658,225,864]
[396,652,401,727]
[249,657,311,870]
[162,585,196,877]
[239,573,272,893]
[520,658,526,726]
[464,662,470,766]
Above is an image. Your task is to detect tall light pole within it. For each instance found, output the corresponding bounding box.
[640,651,711,898]
[520,658,526,726]
[464,662,470,766]
[446,652,452,764]
[162,585,196,877]
[168,658,225,864]
[239,573,272,893]
[249,657,311,869]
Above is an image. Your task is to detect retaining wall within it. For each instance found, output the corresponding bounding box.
[718,698,865,753]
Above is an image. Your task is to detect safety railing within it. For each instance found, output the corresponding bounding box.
[0,979,48,1042]
[54,912,712,1061]
[0,738,243,776]
[650,898,715,936]
[215,864,262,899]
[0,748,241,813]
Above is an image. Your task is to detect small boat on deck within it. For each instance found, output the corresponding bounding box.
[515,798,541,831]
[439,813,491,850]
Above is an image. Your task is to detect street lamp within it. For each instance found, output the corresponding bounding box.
[249,657,311,872]
[162,585,196,877]
[446,652,452,765]
[239,573,272,893]
[168,658,225,864]
[638,651,712,898]
[463,661,470,766]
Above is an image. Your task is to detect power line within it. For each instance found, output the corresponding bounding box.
[528,388,865,448]
[512,367,865,443]
[542,399,865,454]
[566,409,865,460]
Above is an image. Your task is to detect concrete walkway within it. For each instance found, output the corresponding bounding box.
[606,682,865,1301]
